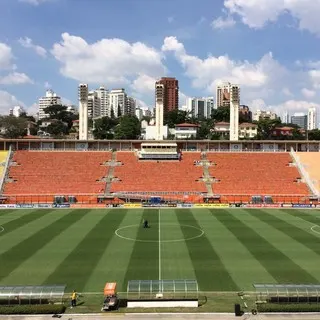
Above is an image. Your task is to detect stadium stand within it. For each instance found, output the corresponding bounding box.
[3,151,112,195]
[298,153,320,194]
[207,153,310,197]
[111,151,207,193]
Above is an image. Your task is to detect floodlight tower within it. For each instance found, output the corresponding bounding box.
[229,84,240,141]
[78,84,88,140]
[155,83,165,140]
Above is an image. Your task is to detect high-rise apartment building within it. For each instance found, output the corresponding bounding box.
[186,97,214,119]
[95,86,109,117]
[291,113,307,129]
[155,77,179,114]
[38,89,61,119]
[109,89,127,117]
[308,107,317,130]
[282,111,290,124]
[216,82,240,108]
[87,91,100,119]
[126,97,136,116]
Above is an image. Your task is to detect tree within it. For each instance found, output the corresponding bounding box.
[256,118,281,140]
[117,105,122,117]
[43,104,78,130]
[93,117,118,139]
[164,109,191,128]
[308,129,320,140]
[114,115,141,139]
[211,107,230,123]
[46,120,68,138]
[0,116,28,138]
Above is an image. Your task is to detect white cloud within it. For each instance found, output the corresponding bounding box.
[309,69,320,89]
[0,72,33,85]
[179,91,188,107]
[211,15,236,29]
[131,74,156,97]
[18,37,47,58]
[161,36,286,96]
[0,43,13,70]
[19,0,52,5]
[51,33,166,86]
[271,100,320,113]
[282,87,293,96]
[27,103,39,115]
[301,88,316,98]
[0,90,25,114]
[44,81,51,89]
[223,0,320,35]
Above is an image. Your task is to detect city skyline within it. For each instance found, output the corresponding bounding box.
[1,0,320,117]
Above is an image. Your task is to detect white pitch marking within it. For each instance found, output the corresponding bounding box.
[158,208,161,281]
[114,223,204,243]
[0,226,4,233]
[311,225,320,235]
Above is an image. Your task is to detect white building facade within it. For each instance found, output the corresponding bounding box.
[9,105,25,117]
[109,89,127,118]
[38,90,61,120]
[308,107,317,130]
[95,86,109,117]
[253,110,278,122]
[186,97,214,119]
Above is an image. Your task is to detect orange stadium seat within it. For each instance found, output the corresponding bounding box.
[207,153,310,196]
[3,151,112,195]
[111,152,207,193]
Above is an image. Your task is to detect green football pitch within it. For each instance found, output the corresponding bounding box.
[0,208,319,294]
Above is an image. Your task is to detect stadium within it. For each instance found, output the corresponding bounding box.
[0,138,319,317]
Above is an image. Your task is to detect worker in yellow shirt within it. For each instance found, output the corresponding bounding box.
[70,290,77,308]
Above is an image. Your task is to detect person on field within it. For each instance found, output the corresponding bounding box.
[143,219,149,228]
[70,290,77,308]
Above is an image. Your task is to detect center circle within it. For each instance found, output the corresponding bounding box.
[115,223,204,243]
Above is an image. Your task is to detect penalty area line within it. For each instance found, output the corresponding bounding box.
[158,208,161,281]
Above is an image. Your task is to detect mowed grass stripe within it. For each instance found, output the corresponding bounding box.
[0,209,52,237]
[198,209,275,290]
[0,209,20,217]
[160,209,196,281]
[1,209,106,286]
[247,209,320,256]
[43,209,128,291]
[176,209,238,291]
[0,210,74,256]
[123,209,159,284]
[84,209,144,292]
[282,209,320,225]
[214,209,317,284]
[0,209,89,282]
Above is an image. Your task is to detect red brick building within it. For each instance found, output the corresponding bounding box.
[155,77,179,114]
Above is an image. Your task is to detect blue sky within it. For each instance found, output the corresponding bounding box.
[1,0,320,118]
